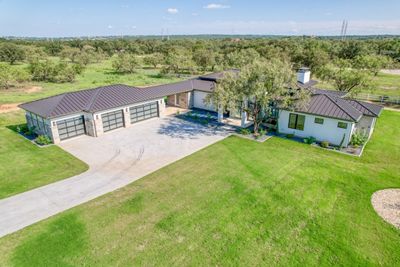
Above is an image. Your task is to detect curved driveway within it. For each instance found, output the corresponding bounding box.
[0,116,231,238]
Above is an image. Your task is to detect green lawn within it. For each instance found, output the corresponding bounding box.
[316,72,400,96]
[0,60,182,105]
[0,111,88,199]
[0,110,399,266]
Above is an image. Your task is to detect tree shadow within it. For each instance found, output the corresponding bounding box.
[157,117,232,140]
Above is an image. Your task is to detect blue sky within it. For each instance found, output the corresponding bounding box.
[1,0,400,37]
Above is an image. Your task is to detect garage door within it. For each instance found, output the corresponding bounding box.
[101,110,124,132]
[193,91,215,111]
[57,116,85,140]
[130,102,158,123]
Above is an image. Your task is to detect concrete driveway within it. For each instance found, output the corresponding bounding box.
[0,116,231,237]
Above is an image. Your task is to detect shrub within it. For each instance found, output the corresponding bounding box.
[239,128,251,135]
[35,135,52,145]
[259,128,267,136]
[206,112,212,121]
[303,136,316,144]
[16,124,28,134]
[24,126,36,136]
[350,131,368,147]
[286,133,294,139]
[29,60,81,83]
[321,141,330,148]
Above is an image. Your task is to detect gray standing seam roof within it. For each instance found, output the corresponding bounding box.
[19,78,216,119]
[297,94,363,122]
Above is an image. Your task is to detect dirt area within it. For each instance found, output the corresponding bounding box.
[0,103,21,113]
[381,69,400,75]
[24,86,42,93]
[371,189,400,229]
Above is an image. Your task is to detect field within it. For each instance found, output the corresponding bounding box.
[0,111,88,199]
[0,110,398,266]
[316,71,400,97]
[0,59,183,106]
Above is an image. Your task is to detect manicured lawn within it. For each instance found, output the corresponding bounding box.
[0,111,399,266]
[0,59,182,105]
[316,72,400,96]
[0,111,88,199]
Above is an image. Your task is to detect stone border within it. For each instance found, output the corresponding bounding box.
[371,189,400,229]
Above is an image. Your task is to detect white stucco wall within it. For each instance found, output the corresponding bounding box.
[193,90,216,111]
[355,116,376,138]
[278,110,355,146]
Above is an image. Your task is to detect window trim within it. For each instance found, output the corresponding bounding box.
[314,117,324,124]
[288,113,305,131]
[337,121,348,129]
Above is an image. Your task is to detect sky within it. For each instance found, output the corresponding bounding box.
[0,0,400,37]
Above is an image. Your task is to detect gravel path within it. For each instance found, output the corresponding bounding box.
[371,189,400,229]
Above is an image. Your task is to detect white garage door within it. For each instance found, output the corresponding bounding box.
[193,91,216,112]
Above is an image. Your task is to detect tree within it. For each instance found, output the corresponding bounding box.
[28,60,81,83]
[60,47,81,63]
[209,59,306,134]
[0,43,25,64]
[224,48,260,68]
[0,63,30,89]
[318,60,372,94]
[353,54,391,76]
[143,53,163,68]
[112,53,139,74]
[193,49,216,71]
[162,48,196,74]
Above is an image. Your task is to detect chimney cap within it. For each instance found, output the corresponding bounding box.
[298,67,310,72]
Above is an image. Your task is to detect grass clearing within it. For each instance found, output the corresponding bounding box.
[0,59,182,105]
[0,111,88,199]
[316,72,400,96]
[0,110,399,266]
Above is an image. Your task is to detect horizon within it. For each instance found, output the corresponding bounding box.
[1,0,400,37]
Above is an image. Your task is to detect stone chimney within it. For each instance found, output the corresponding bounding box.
[297,67,311,84]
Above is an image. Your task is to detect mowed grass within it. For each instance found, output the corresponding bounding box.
[0,110,399,266]
[0,59,182,105]
[316,72,400,96]
[0,111,88,199]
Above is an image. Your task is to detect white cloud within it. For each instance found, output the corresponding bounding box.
[192,13,198,16]
[167,8,178,14]
[107,25,113,29]
[204,3,230,9]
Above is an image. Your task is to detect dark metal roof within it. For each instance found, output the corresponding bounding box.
[346,99,383,117]
[19,78,216,119]
[312,88,348,97]
[199,69,239,81]
[297,79,318,89]
[297,94,363,122]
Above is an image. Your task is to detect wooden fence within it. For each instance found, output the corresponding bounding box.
[355,93,400,104]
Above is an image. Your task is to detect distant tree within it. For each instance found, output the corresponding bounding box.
[0,63,30,89]
[44,41,63,56]
[0,43,25,64]
[29,60,80,83]
[112,53,139,74]
[318,60,373,94]
[143,53,164,68]
[209,60,308,134]
[162,48,196,74]
[224,48,260,68]
[353,54,391,76]
[60,47,81,63]
[193,49,216,71]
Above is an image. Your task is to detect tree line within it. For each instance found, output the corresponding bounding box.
[0,37,399,90]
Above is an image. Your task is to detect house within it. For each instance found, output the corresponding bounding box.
[278,68,383,146]
[19,73,227,144]
[19,68,383,147]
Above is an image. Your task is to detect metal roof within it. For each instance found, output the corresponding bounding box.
[19,78,216,119]
[297,94,363,122]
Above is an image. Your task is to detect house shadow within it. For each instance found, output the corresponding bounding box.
[157,117,231,140]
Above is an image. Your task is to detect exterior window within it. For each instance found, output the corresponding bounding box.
[337,122,348,129]
[288,113,305,131]
[314,117,324,124]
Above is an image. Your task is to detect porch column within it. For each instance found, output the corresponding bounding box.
[217,105,223,123]
[241,98,248,128]
[159,99,166,118]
